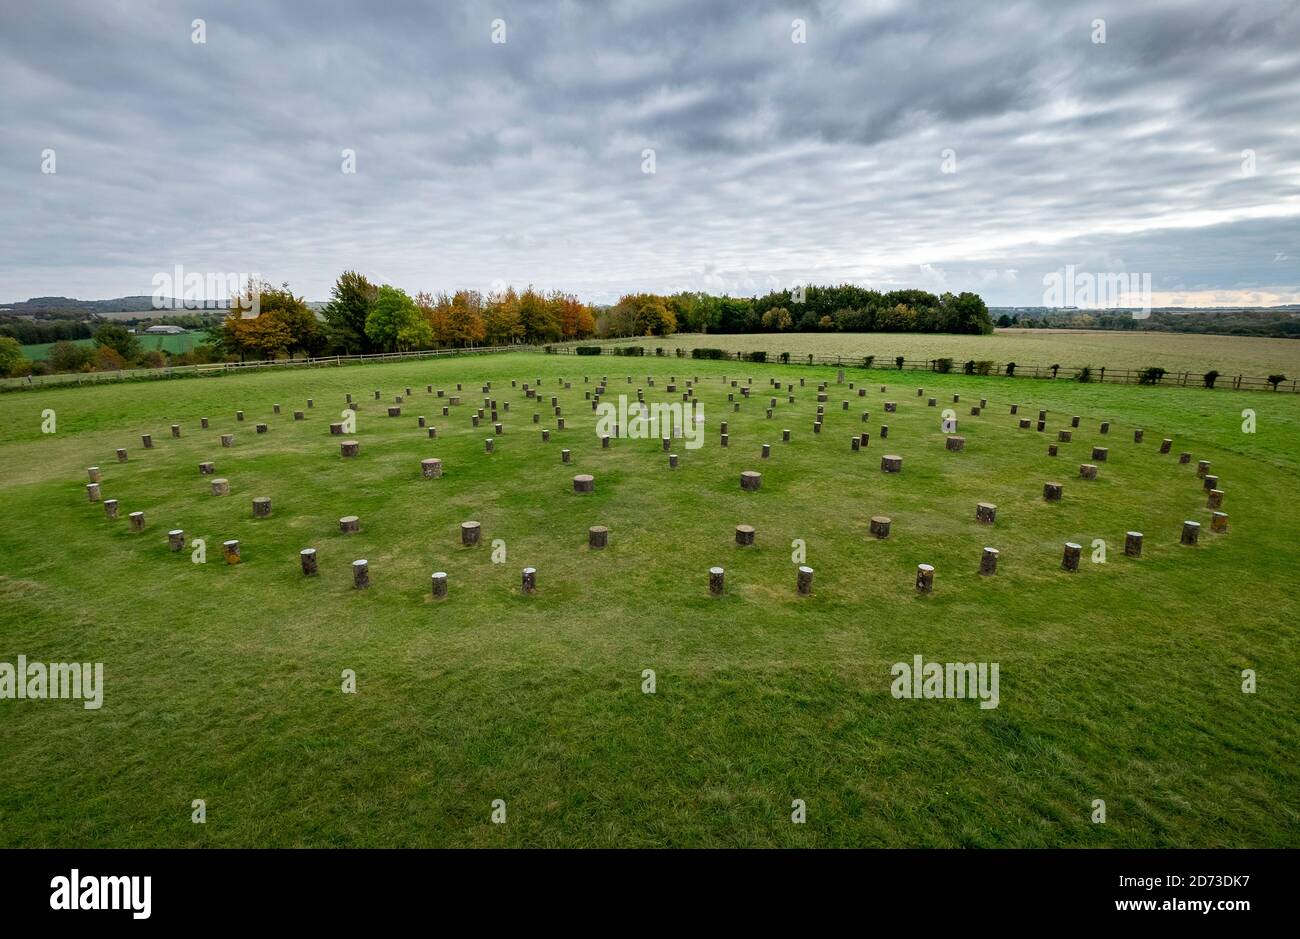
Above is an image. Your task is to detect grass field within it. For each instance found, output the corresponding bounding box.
[599,330,1300,377]
[1,350,1297,847]
[20,331,206,361]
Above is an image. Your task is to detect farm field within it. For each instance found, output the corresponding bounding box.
[598,330,1300,378]
[20,331,207,361]
[0,351,1297,848]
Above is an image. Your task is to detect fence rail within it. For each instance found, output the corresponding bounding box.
[545,343,1298,393]
[0,344,533,391]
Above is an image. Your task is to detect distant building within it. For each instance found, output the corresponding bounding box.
[143,324,185,335]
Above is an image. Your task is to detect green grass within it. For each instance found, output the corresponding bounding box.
[0,352,1297,847]
[20,331,206,361]
[600,330,1300,377]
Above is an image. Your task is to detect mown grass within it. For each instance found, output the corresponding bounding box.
[20,331,206,362]
[0,351,1296,847]
[598,330,1300,377]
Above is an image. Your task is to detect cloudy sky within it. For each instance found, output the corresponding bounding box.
[2,0,1298,307]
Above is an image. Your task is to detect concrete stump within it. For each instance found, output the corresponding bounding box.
[1207,488,1223,509]
[869,516,891,538]
[720,434,729,447]
[796,566,814,596]
[1197,460,1211,477]
[735,524,755,546]
[442,407,449,417]
[128,511,145,532]
[461,521,481,545]
[116,448,129,462]
[142,434,153,449]
[1071,416,1080,428]
[782,429,791,442]
[669,453,679,468]
[236,411,244,421]
[860,432,870,447]
[431,571,448,598]
[562,449,571,464]
[861,411,870,422]
[300,548,318,576]
[975,502,996,524]
[946,436,965,451]
[1058,430,1072,442]
[1181,520,1200,545]
[1203,474,1219,492]
[761,444,771,458]
[1062,542,1081,571]
[485,438,494,453]
[329,423,343,435]
[86,482,101,502]
[1134,429,1144,443]
[1036,420,1046,432]
[1125,531,1143,557]
[352,559,370,589]
[884,402,896,413]
[542,429,550,442]
[339,515,360,534]
[915,564,934,593]
[1160,439,1172,454]
[294,411,304,421]
[255,423,268,434]
[428,428,437,439]
[1179,452,1191,464]
[1038,409,1046,421]
[341,440,359,457]
[881,454,902,473]
[573,474,595,493]
[171,425,181,438]
[419,457,444,479]
[418,416,426,428]
[880,425,889,439]
[602,435,610,449]
[1043,482,1063,501]
[980,547,998,576]
[1048,445,1058,457]
[851,437,860,451]
[273,404,281,414]
[1211,511,1229,533]
[307,399,314,409]
[168,529,184,552]
[1019,419,1031,429]
[1092,446,1108,461]
[813,421,821,434]
[221,434,235,448]
[87,466,102,482]
[252,496,271,518]
[589,526,609,548]
[201,418,209,429]
[1080,463,1098,480]
[709,566,725,597]
[521,567,537,594]
[211,478,230,496]
[1100,421,1109,434]
[740,471,762,491]
[103,499,119,519]
[1010,404,1018,414]
[222,539,240,563]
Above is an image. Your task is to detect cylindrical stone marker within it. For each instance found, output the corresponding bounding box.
[129,511,145,532]
[1181,520,1200,546]
[1080,463,1098,480]
[1092,446,1108,461]
[116,448,128,462]
[1203,474,1218,492]
[561,449,571,464]
[881,454,902,473]
[782,429,791,442]
[1010,404,1018,414]
[709,566,725,597]
[735,524,755,546]
[1058,430,1072,442]
[223,539,240,563]
[669,453,679,468]
[1211,511,1228,533]
[168,529,184,552]
[1160,438,1172,453]
[141,434,153,449]
[542,429,551,442]
[884,402,896,413]
[720,433,729,448]
[221,434,234,448]
[1207,488,1224,509]
[1062,542,1081,571]
[201,417,209,429]
[339,515,360,534]
[1179,452,1191,464]
[211,478,230,496]
[300,548,318,576]
[252,496,271,518]
[104,499,119,519]
[431,571,448,598]
[797,566,814,596]
[341,440,359,457]
[1134,429,1144,443]
[1100,421,1109,434]
[485,438,494,453]
[1044,482,1063,501]
[330,423,343,435]
[86,482,101,502]
[421,458,443,479]
[255,423,268,434]
[521,567,537,594]
[869,516,891,538]
[573,474,595,493]
[975,502,996,524]
[851,436,860,451]
[274,404,282,414]
[601,435,610,449]
[171,424,181,438]
[589,526,609,548]
[761,443,771,458]
[236,411,244,421]
[352,559,370,589]
[980,547,998,576]
[740,470,762,491]
[461,521,481,546]
[1048,445,1058,457]
[946,436,965,451]
[1197,460,1211,477]
[1125,531,1143,557]
[915,564,934,593]
[428,427,437,439]
[199,461,214,475]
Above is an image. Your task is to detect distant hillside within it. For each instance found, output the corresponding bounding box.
[0,296,231,317]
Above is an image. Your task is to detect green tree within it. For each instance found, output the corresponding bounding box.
[48,340,95,372]
[93,323,142,362]
[0,336,29,376]
[322,271,377,354]
[365,286,427,352]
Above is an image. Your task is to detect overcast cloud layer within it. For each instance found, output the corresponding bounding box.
[2,0,1298,307]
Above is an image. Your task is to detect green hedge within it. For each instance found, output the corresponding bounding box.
[691,348,726,360]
